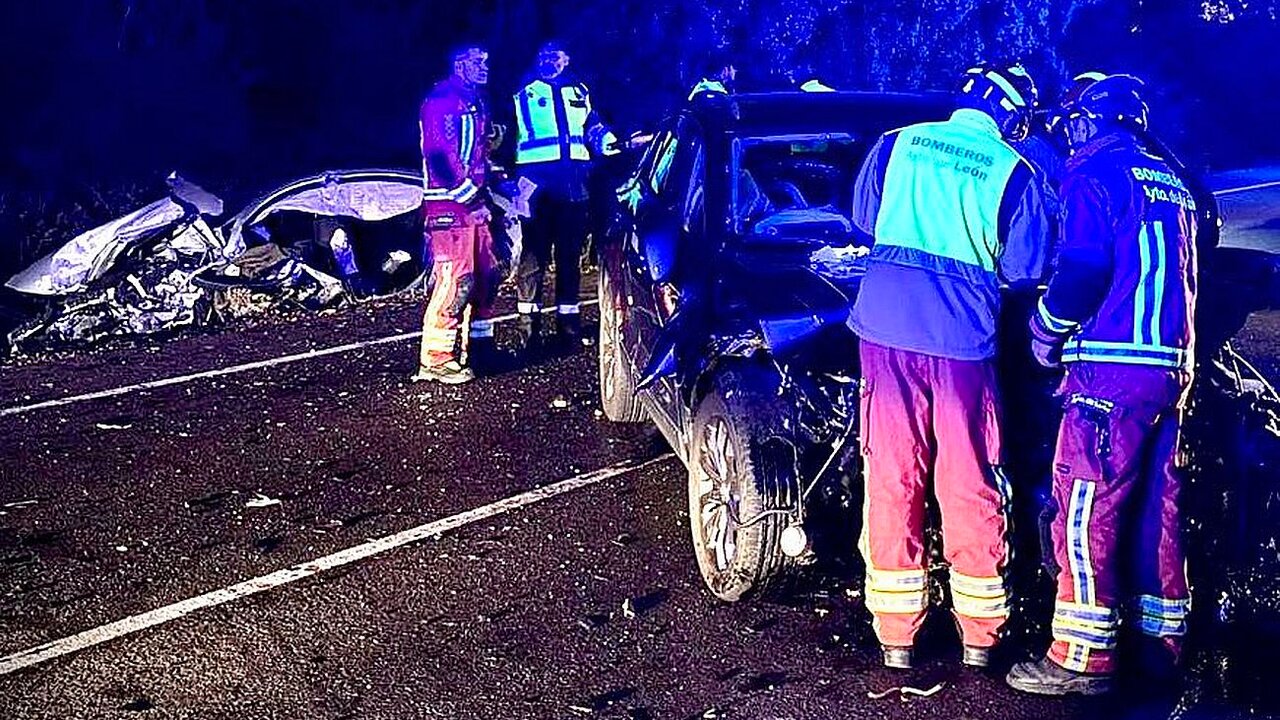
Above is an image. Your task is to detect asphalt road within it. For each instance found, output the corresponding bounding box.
[2,176,1279,720]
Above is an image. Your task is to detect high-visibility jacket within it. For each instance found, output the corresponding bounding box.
[849,108,1051,360]
[514,77,618,166]
[420,76,489,228]
[1037,132,1199,370]
[687,78,728,100]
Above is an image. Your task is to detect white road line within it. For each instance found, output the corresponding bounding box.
[0,452,676,677]
[1213,179,1280,197]
[0,299,600,419]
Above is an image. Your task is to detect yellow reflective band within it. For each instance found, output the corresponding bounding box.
[866,589,927,614]
[952,595,1009,619]
[949,572,1005,598]
[866,572,927,592]
[1052,625,1116,651]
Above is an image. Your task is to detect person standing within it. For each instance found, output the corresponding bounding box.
[687,50,737,99]
[849,62,1051,669]
[414,43,500,384]
[512,40,629,349]
[1007,74,1198,696]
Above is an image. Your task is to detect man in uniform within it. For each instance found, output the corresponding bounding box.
[1008,74,1198,696]
[849,61,1051,669]
[512,40,633,349]
[414,43,500,384]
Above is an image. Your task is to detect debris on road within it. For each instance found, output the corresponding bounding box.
[245,493,282,509]
[2,499,39,509]
[577,612,610,631]
[622,597,636,619]
[95,421,133,430]
[867,682,946,700]
[550,395,571,409]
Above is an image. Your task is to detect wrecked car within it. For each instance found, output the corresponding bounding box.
[599,90,953,600]
[598,90,1280,710]
[4,167,529,354]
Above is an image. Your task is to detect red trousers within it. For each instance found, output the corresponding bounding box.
[1047,362,1190,674]
[419,223,500,369]
[859,340,1010,648]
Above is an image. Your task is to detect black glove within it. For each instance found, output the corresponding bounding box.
[1028,310,1068,369]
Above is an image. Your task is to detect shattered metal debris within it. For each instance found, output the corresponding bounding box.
[95,421,133,430]
[551,396,571,409]
[622,598,637,619]
[6,169,436,353]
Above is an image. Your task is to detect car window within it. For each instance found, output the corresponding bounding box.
[682,147,705,233]
[649,132,679,195]
[731,133,867,243]
[615,123,674,216]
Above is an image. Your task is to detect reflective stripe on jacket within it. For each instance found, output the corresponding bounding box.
[1039,133,1199,370]
[514,78,617,165]
[849,109,1050,360]
[419,76,489,227]
[687,79,728,100]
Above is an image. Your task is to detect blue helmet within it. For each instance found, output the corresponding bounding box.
[1063,73,1150,132]
[957,62,1039,141]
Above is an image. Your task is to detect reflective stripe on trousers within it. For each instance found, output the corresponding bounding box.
[419,223,501,369]
[858,340,1009,649]
[1046,362,1190,674]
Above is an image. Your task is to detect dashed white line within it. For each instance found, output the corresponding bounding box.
[0,299,599,419]
[0,452,676,677]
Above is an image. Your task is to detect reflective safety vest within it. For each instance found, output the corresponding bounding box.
[874,109,1026,279]
[687,78,728,100]
[799,79,836,93]
[515,79,614,165]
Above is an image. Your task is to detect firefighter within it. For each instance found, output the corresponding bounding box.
[412,43,501,384]
[512,40,633,349]
[1007,74,1197,696]
[849,61,1051,669]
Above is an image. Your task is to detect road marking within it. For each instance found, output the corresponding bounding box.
[0,299,599,419]
[1213,179,1280,197]
[0,452,676,676]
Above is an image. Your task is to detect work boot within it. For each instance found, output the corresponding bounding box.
[515,312,542,354]
[1131,634,1181,682]
[468,336,513,374]
[1006,657,1113,696]
[882,646,913,670]
[962,645,991,668]
[556,312,582,348]
[410,360,475,385]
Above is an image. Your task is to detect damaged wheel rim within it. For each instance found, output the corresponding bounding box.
[697,417,739,571]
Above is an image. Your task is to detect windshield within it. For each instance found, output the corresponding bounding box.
[731,134,867,243]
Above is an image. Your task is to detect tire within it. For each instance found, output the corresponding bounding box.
[688,365,799,601]
[597,261,646,422]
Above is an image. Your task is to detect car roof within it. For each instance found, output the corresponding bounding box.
[688,90,954,138]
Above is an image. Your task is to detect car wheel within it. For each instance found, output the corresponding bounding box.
[597,261,646,422]
[688,365,798,601]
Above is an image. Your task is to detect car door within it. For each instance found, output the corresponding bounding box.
[624,116,704,432]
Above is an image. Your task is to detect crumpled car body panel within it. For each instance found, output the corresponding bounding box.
[4,169,427,352]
